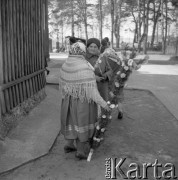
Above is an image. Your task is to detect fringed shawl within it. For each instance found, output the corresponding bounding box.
[59,55,98,103]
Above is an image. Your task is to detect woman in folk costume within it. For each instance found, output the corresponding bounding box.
[100,45,149,119]
[94,41,122,116]
[59,42,110,160]
[86,38,114,107]
[85,38,105,83]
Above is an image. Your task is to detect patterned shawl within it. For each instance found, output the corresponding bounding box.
[59,42,98,102]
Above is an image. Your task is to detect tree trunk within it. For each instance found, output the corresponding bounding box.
[151,1,161,47]
[164,0,168,54]
[143,0,146,53]
[71,0,74,36]
[99,0,103,40]
[161,0,165,54]
[143,0,150,54]
[84,0,88,40]
[156,20,159,43]
[138,0,142,52]
[61,20,64,46]
[116,2,121,48]
[110,0,114,48]
[133,22,138,46]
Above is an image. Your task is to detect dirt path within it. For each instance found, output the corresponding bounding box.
[1,89,178,180]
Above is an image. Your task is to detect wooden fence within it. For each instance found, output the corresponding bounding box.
[0,0,49,115]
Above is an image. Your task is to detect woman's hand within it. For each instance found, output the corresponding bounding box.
[95,75,104,82]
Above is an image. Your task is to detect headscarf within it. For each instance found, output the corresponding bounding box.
[87,38,100,48]
[69,42,86,56]
[60,42,99,102]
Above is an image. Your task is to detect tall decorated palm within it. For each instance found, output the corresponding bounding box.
[87,47,149,162]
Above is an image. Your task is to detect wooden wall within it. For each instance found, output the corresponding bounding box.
[0,0,49,115]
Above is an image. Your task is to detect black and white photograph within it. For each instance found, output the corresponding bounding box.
[0,0,178,179]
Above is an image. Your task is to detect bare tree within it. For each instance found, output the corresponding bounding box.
[150,0,161,47]
[99,0,103,40]
[71,0,75,36]
[84,0,88,40]
[110,0,114,48]
[138,0,142,51]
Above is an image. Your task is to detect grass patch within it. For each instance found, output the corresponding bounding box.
[0,89,46,140]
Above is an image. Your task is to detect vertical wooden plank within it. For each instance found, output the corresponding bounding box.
[36,0,40,71]
[8,88,13,110]
[22,81,27,100]
[19,83,24,103]
[31,0,35,74]
[20,0,24,77]
[2,1,10,112]
[2,1,9,84]
[32,76,37,94]
[26,0,30,75]
[0,0,6,114]
[13,0,18,80]
[42,71,46,88]
[18,0,26,105]
[38,73,42,90]
[12,86,17,107]
[0,1,4,84]
[9,0,15,81]
[4,89,10,112]
[7,0,14,109]
[34,0,37,72]
[44,0,49,64]
[7,0,12,83]
[27,79,32,97]
[25,0,29,76]
[41,0,45,69]
[16,0,22,78]
[15,84,20,105]
[23,0,27,76]
[35,75,39,92]
[9,0,17,109]
[25,80,31,98]
[38,0,42,71]
[29,78,34,95]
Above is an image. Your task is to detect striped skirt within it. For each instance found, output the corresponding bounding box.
[61,96,97,142]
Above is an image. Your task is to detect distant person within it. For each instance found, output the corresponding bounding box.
[100,39,109,54]
[104,37,110,47]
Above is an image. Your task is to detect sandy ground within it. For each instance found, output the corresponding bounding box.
[1,89,178,180]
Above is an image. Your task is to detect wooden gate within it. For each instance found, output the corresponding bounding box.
[0,0,49,115]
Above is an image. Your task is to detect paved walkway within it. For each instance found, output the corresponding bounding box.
[0,86,61,174]
[127,64,178,120]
